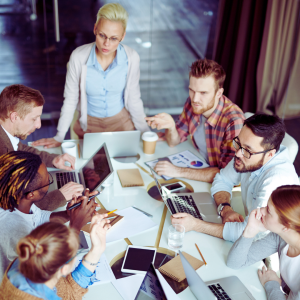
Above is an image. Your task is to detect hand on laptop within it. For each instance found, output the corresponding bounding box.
[69,189,100,232]
[221,206,244,223]
[145,113,175,130]
[60,182,84,200]
[154,161,182,177]
[171,213,200,232]
[32,137,62,149]
[52,153,76,171]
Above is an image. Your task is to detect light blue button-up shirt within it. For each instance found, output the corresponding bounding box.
[7,259,96,299]
[86,44,128,118]
[211,145,299,243]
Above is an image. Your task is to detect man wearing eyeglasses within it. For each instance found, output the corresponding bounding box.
[0,84,84,211]
[0,151,99,281]
[171,114,299,242]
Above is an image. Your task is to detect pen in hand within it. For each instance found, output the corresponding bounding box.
[67,193,99,211]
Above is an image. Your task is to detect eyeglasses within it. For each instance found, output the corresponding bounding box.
[26,172,54,194]
[97,32,121,44]
[233,137,274,159]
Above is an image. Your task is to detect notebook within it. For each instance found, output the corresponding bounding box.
[159,251,204,282]
[81,208,124,234]
[117,169,144,187]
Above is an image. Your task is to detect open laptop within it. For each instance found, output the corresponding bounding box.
[179,251,255,300]
[134,263,170,300]
[48,142,113,193]
[151,170,222,223]
[83,131,141,159]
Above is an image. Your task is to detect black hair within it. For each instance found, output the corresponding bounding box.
[0,151,43,211]
[243,113,285,152]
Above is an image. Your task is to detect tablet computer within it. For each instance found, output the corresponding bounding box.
[121,245,157,275]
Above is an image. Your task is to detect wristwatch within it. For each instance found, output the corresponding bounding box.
[217,203,231,216]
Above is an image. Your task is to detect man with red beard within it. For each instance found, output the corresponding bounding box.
[171,114,299,242]
[145,59,245,183]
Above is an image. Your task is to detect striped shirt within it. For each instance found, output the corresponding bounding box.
[176,95,245,169]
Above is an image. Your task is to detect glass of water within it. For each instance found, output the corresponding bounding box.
[168,224,185,250]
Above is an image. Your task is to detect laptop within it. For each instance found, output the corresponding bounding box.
[134,263,171,300]
[179,251,255,300]
[48,142,113,193]
[83,131,141,159]
[151,170,222,223]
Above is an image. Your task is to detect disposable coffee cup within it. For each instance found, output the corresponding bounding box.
[61,142,77,158]
[142,131,158,155]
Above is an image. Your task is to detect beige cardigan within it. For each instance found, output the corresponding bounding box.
[54,43,150,142]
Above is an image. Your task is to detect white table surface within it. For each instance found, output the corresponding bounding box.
[41,138,266,300]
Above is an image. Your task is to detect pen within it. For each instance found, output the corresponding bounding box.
[105,216,116,220]
[195,243,207,265]
[132,206,153,217]
[67,193,99,211]
[107,209,117,215]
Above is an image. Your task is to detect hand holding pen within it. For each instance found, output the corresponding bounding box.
[68,189,100,232]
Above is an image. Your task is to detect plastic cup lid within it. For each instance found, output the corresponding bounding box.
[142,131,159,142]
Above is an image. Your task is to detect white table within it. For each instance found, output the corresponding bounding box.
[41,138,266,300]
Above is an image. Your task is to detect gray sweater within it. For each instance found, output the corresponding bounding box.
[227,233,288,300]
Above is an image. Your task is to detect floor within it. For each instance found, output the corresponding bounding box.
[1,0,300,176]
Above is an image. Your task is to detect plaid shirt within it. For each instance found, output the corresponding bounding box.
[176,95,245,169]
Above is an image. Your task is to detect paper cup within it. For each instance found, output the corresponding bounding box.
[142,132,158,155]
[61,142,77,158]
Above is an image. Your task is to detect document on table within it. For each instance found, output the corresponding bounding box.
[74,253,116,286]
[112,275,144,300]
[106,207,157,243]
[145,150,209,180]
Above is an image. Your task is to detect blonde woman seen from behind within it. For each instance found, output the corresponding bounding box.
[0,214,111,300]
[32,3,150,149]
[227,185,300,300]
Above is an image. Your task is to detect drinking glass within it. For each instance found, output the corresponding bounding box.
[168,224,185,250]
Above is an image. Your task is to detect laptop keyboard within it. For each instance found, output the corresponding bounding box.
[56,172,78,189]
[208,283,232,300]
[167,194,203,220]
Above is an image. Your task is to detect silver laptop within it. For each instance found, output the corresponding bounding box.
[48,143,113,194]
[179,251,255,300]
[151,170,222,223]
[83,131,141,159]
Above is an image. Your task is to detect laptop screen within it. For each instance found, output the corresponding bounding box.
[82,144,112,191]
[135,264,167,300]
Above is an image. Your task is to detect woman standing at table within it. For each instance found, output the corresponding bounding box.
[32,3,149,149]
[227,185,300,300]
[0,214,110,299]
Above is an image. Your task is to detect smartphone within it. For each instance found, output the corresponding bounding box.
[163,181,186,192]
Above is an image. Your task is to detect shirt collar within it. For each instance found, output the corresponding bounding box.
[86,43,126,68]
[1,125,19,151]
[206,95,225,128]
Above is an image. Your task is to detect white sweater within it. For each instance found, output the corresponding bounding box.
[54,43,150,142]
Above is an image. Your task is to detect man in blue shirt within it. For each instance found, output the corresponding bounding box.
[172,114,299,242]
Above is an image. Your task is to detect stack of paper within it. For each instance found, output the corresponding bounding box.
[106,207,157,243]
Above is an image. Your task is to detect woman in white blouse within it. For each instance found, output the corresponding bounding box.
[227,185,300,300]
[33,3,149,149]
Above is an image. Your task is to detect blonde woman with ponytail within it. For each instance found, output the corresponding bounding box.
[0,213,110,300]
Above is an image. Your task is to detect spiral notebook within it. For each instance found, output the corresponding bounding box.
[117,168,144,187]
[158,251,204,282]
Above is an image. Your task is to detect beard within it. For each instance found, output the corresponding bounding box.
[15,133,28,140]
[233,154,265,173]
[191,95,215,115]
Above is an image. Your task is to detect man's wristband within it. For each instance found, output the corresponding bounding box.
[217,203,231,216]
